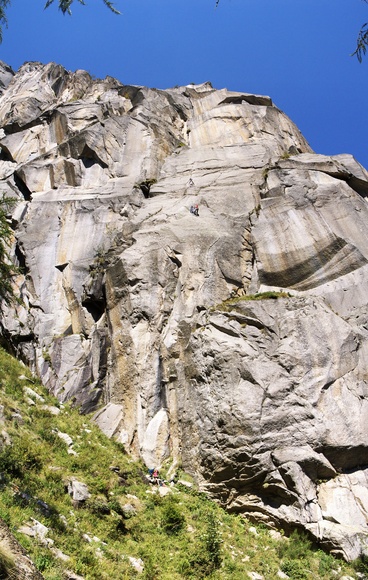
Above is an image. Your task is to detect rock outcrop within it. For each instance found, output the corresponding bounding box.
[0,517,44,579]
[1,59,368,560]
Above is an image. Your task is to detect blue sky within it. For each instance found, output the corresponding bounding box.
[0,0,367,168]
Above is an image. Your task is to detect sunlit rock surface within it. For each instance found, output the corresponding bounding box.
[1,60,368,560]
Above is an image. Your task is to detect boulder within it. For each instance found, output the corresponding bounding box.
[57,431,73,447]
[67,478,91,506]
[128,556,144,574]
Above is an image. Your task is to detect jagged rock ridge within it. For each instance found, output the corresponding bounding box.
[1,60,368,560]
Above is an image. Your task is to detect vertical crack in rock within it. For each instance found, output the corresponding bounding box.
[13,171,32,201]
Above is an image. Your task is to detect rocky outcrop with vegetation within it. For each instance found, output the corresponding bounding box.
[1,60,368,561]
[2,346,362,579]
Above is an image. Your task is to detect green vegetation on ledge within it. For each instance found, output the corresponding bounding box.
[0,195,19,311]
[0,347,363,579]
[214,291,291,312]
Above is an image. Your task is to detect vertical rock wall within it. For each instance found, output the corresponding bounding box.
[1,60,368,559]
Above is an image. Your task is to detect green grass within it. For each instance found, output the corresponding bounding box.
[214,291,290,312]
[280,151,292,159]
[0,346,362,579]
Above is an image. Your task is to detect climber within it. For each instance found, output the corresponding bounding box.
[146,468,156,483]
[169,472,178,484]
[190,204,199,217]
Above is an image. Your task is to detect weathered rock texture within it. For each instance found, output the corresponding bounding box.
[0,517,44,579]
[1,60,368,560]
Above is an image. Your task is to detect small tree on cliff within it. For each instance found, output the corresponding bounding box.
[0,195,17,310]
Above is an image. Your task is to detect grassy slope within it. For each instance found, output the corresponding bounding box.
[0,347,363,579]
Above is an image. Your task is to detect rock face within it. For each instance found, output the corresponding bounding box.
[1,59,368,560]
[0,517,44,579]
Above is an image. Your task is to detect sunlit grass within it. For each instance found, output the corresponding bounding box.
[214,291,291,312]
[0,346,362,579]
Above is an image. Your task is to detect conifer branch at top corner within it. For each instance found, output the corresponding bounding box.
[44,0,120,16]
[0,0,11,43]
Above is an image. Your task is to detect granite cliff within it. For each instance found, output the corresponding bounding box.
[1,60,368,561]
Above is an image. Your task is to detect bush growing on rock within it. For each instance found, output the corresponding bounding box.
[0,195,18,311]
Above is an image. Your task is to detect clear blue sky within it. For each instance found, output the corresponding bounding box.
[0,0,367,168]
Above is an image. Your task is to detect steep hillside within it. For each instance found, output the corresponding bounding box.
[1,346,364,579]
[1,60,368,559]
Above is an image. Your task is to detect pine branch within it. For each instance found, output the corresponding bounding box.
[352,22,368,62]
[45,0,120,16]
[0,0,11,43]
